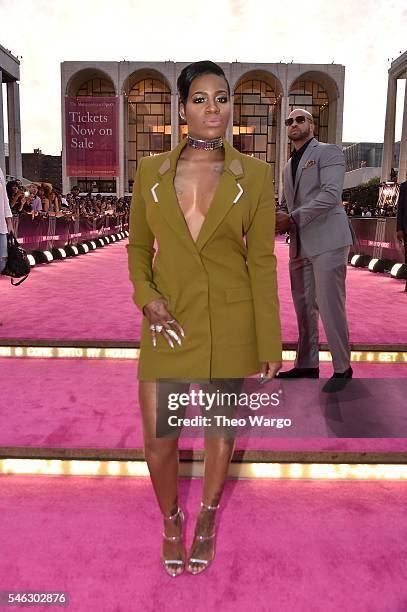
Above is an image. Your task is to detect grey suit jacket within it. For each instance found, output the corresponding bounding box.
[280,138,355,259]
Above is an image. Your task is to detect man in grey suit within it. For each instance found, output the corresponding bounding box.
[276,108,354,385]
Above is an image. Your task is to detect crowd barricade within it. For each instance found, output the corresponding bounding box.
[9,214,129,254]
[8,214,403,263]
[350,217,404,263]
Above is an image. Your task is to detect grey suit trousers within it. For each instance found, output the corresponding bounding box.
[289,244,351,372]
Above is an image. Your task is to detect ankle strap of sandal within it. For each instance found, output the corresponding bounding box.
[163,507,182,521]
[200,501,219,511]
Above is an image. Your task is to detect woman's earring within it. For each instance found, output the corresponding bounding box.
[179,112,185,120]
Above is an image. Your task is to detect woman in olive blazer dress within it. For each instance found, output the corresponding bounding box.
[127,61,282,578]
[127,134,282,380]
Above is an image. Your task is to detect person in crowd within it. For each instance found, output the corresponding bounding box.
[105,199,115,216]
[28,183,42,213]
[396,180,407,292]
[6,180,26,213]
[60,193,69,209]
[127,60,282,577]
[116,198,126,216]
[276,108,354,387]
[48,190,61,215]
[20,193,33,214]
[0,168,14,277]
[70,186,80,201]
[38,183,52,213]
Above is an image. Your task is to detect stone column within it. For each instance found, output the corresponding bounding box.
[381,74,397,181]
[226,65,234,145]
[398,73,407,183]
[61,89,70,195]
[118,92,125,196]
[0,70,6,175]
[6,81,22,179]
[278,94,289,204]
[171,88,179,148]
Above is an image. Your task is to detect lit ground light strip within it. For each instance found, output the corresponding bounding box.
[0,347,406,363]
[0,347,140,359]
[1,459,407,480]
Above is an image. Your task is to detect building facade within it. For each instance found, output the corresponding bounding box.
[343,141,400,172]
[382,50,407,182]
[0,43,22,178]
[20,150,62,191]
[61,61,345,199]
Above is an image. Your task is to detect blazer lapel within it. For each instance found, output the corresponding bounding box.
[293,138,319,199]
[150,138,195,248]
[149,137,245,253]
[195,139,245,252]
[284,159,293,206]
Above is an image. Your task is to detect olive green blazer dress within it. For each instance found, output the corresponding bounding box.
[127,137,282,380]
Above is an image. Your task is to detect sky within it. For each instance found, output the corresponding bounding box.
[0,0,406,155]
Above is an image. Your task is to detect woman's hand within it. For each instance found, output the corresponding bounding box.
[143,298,185,348]
[259,361,282,383]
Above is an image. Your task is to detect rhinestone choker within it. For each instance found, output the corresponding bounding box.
[187,134,224,150]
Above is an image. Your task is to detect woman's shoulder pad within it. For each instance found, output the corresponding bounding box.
[241,153,271,176]
[140,151,170,169]
[239,153,271,175]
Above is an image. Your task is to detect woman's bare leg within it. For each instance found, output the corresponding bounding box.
[139,380,184,575]
[187,379,241,573]
[187,435,235,573]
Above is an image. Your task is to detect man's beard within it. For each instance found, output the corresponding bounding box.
[289,127,311,141]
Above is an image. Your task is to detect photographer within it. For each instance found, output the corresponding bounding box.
[1,168,13,275]
[6,180,28,214]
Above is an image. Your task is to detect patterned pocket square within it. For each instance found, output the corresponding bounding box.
[303,159,316,169]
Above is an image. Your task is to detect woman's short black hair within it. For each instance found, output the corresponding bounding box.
[177,60,230,107]
[6,180,19,200]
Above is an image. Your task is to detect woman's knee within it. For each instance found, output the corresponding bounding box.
[144,436,178,460]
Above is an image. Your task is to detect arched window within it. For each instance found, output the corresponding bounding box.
[288,78,329,146]
[76,78,115,97]
[233,77,279,182]
[127,77,171,187]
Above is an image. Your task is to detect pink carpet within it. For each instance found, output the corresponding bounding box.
[1,475,407,612]
[2,358,406,452]
[0,239,406,344]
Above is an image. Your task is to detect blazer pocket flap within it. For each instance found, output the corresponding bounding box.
[225,286,253,303]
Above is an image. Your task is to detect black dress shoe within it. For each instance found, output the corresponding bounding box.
[277,367,319,379]
[322,367,353,393]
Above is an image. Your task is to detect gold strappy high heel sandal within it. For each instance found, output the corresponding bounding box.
[162,507,185,577]
[187,501,219,575]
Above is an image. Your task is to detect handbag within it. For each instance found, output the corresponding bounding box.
[1,232,31,286]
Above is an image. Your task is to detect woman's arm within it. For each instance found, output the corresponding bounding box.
[6,216,13,232]
[16,195,26,212]
[9,194,19,210]
[246,164,282,364]
[126,157,164,311]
